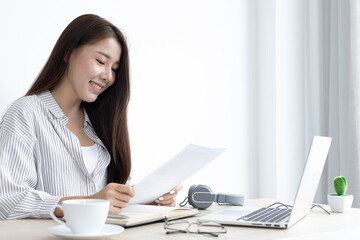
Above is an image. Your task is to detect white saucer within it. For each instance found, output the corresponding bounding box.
[48,224,124,240]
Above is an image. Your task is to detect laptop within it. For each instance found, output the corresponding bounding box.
[198,136,332,229]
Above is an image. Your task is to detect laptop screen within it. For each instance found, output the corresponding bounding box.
[288,136,332,227]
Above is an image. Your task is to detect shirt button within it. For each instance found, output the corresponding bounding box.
[90,182,95,188]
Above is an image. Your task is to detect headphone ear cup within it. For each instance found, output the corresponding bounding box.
[187,186,196,207]
[188,184,198,193]
[188,185,213,209]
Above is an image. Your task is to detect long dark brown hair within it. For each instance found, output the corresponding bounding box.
[26,14,131,184]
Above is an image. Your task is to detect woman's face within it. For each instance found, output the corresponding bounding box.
[66,37,121,103]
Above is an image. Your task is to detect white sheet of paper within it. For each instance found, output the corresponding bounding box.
[129,144,225,204]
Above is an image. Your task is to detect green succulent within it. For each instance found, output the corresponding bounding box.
[333,176,347,196]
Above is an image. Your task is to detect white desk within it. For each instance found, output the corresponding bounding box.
[1,199,360,240]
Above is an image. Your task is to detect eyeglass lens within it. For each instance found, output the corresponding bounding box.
[165,220,226,236]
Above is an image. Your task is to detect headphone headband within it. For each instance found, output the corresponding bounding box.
[187,184,244,209]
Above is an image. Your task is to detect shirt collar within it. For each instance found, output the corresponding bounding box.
[83,109,93,128]
[36,90,105,148]
[37,90,69,125]
[37,90,94,128]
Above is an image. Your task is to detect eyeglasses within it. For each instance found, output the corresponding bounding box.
[164,219,227,237]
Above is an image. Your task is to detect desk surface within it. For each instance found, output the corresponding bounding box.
[1,198,360,240]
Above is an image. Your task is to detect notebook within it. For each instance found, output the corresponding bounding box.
[107,204,199,227]
[198,136,332,229]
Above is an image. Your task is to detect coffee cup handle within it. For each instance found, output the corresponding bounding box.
[50,204,66,225]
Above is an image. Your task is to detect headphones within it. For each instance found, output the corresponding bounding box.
[184,184,244,209]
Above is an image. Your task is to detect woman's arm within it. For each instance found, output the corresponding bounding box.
[0,130,135,219]
[54,183,135,217]
[0,131,62,220]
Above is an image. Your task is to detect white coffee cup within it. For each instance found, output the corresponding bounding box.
[50,199,110,235]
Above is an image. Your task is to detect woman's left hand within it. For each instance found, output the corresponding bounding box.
[155,184,183,207]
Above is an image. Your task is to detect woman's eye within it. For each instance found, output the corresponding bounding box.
[112,68,117,72]
[96,59,104,65]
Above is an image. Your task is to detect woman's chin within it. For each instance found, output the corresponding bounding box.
[82,93,99,103]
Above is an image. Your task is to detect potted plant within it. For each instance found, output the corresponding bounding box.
[327,176,353,212]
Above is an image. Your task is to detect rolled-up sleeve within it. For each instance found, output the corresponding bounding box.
[0,130,61,220]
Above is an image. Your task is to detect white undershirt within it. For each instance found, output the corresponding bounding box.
[81,144,99,177]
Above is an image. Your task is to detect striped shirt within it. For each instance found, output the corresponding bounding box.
[0,90,121,220]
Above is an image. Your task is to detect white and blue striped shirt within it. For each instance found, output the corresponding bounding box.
[0,91,113,220]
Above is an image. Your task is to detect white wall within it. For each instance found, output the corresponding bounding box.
[0,0,252,203]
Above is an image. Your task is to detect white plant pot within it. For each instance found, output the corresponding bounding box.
[327,194,353,213]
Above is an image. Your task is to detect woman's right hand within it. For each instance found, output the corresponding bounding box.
[90,183,135,214]
[55,183,135,217]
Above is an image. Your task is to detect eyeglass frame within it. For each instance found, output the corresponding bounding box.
[164,218,227,237]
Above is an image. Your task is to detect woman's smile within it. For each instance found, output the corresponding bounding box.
[89,80,104,93]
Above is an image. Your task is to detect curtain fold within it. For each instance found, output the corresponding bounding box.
[348,0,360,207]
[252,0,359,206]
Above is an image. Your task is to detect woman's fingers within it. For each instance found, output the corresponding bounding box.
[158,196,176,205]
[92,183,135,213]
[156,184,183,206]
[111,184,134,209]
[111,200,128,209]
[161,202,176,207]
[109,205,122,214]
[114,184,135,198]
[173,184,183,193]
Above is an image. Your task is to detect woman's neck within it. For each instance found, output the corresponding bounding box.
[50,79,83,118]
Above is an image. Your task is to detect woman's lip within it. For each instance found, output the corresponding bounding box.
[90,80,105,88]
[89,81,102,93]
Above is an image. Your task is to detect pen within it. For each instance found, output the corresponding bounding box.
[108,214,129,219]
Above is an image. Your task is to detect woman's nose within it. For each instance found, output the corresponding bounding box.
[102,67,113,83]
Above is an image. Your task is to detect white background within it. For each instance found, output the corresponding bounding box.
[0,0,252,203]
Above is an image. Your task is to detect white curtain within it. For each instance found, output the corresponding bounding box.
[248,0,360,206]
[346,0,360,207]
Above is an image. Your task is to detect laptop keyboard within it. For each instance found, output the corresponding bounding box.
[237,208,292,223]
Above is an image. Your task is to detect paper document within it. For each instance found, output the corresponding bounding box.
[130,144,225,204]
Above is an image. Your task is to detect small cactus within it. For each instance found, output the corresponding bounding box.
[333,176,347,196]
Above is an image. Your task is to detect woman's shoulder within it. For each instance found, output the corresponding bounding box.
[0,94,45,133]
[3,94,43,118]
[8,94,40,106]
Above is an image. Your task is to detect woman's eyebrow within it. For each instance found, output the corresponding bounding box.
[96,51,119,64]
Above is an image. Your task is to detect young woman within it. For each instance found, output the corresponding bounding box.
[0,14,181,220]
